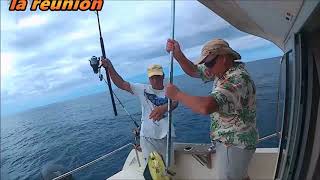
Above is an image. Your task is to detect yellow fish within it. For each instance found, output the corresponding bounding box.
[147,152,170,180]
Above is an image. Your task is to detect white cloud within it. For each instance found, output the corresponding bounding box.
[228,35,272,51]
[1,3,54,32]
[183,45,203,62]
[17,14,49,28]
[1,1,17,31]
[0,51,37,77]
[65,29,96,42]
[1,52,15,78]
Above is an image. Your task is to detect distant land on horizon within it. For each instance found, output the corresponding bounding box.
[2,56,281,119]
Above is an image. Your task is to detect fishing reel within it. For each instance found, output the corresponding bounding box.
[89,56,100,74]
[89,56,103,81]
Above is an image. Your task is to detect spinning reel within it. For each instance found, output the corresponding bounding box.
[89,56,103,81]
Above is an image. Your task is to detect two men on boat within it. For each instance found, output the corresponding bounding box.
[166,38,258,179]
[102,37,258,179]
[101,59,178,164]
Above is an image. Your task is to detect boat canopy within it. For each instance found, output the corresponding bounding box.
[198,0,305,51]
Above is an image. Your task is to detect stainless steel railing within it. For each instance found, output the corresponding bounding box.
[259,132,281,142]
[52,143,134,180]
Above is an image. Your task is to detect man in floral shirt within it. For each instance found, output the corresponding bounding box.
[166,38,258,179]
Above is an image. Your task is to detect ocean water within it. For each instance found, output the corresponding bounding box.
[1,57,281,180]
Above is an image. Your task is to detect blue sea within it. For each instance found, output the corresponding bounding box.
[1,57,281,180]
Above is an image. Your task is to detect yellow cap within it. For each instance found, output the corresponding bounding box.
[147,64,164,77]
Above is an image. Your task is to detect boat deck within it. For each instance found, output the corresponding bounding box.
[108,143,278,180]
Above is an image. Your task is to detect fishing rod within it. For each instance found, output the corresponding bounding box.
[89,12,140,129]
[90,11,118,116]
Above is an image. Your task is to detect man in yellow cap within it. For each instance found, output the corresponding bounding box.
[166,39,258,179]
[101,58,178,164]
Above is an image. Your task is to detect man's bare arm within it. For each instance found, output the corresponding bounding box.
[167,39,200,78]
[149,101,179,121]
[101,58,133,94]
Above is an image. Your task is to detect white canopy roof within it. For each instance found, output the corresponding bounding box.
[198,0,306,51]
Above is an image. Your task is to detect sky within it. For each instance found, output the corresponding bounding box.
[0,1,283,117]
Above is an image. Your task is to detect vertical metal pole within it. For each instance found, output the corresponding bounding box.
[166,0,175,170]
[134,146,142,167]
[96,11,118,116]
[275,59,283,137]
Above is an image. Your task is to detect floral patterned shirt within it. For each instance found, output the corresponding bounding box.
[198,62,258,149]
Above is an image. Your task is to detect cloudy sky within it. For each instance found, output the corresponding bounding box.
[1,1,283,117]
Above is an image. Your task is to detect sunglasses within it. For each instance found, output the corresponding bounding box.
[204,55,219,68]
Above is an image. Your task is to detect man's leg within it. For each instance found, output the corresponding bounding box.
[153,136,175,166]
[226,145,255,179]
[215,142,255,180]
[140,136,156,163]
[140,136,173,165]
[215,142,229,179]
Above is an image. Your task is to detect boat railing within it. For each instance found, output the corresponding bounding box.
[52,143,134,180]
[259,132,281,142]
